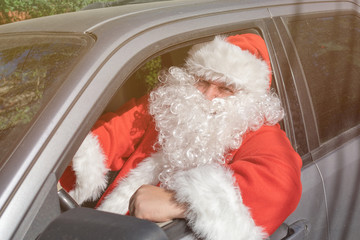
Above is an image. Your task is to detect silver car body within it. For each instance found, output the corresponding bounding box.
[0,0,359,239]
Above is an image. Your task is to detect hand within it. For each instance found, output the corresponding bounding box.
[129,184,186,222]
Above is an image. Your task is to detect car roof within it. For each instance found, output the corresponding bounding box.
[0,0,338,34]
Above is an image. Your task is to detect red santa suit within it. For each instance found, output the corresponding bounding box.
[60,34,302,240]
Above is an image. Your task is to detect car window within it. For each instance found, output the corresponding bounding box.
[106,29,273,113]
[286,14,360,143]
[0,34,92,166]
[105,30,290,134]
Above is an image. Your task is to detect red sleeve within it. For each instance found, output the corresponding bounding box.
[229,124,302,235]
[59,166,76,192]
[60,94,152,192]
[91,94,152,171]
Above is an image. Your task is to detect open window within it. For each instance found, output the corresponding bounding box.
[74,29,296,240]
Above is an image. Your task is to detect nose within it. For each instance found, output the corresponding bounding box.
[202,84,219,101]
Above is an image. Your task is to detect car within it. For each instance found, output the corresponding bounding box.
[0,0,359,239]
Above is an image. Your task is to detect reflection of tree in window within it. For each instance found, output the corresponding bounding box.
[0,35,91,163]
[0,43,81,132]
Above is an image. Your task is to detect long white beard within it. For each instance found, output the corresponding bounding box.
[149,67,284,189]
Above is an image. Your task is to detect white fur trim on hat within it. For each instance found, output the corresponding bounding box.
[185,36,270,94]
[69,132,109,204]
[97,154,162,214]
[170,164,266,240]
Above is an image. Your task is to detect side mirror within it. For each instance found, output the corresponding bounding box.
[37,207,168,240]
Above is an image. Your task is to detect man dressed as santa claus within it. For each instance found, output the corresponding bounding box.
[60,33,302,240]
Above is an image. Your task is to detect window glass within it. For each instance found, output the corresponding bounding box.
[0,34,92,165]
[106,29,262,112]
[287,14,360,143]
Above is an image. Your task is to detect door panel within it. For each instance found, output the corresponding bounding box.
[284,162,329,240]
[315,136,360,240]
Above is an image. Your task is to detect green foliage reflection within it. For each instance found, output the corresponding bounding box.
[134,56,162,91]
[0,37,86,134]
[0,0,116,24]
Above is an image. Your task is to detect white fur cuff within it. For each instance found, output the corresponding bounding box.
[171,164,266,240]
[69,132,109,204]
[98,154,162,214]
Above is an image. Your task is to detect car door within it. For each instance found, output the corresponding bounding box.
[284,12,360,240]
[73,3,330,239]
[269,1,360,240]
[0,2,288,239]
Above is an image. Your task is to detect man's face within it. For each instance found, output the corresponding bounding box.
[195,79,237,100]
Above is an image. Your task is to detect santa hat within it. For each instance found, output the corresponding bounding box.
[185,33,272,94]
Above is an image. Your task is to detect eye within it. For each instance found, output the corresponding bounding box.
[196,79,209,88]
[197,80,208,86]
[219,86,235,94]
